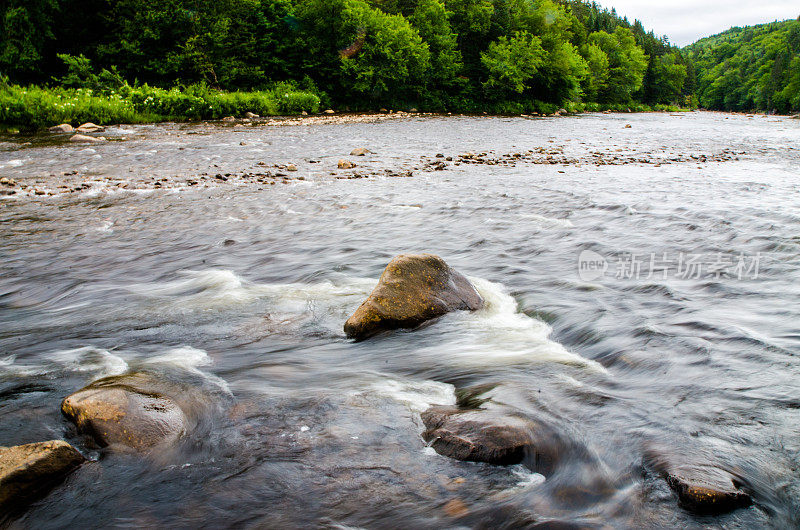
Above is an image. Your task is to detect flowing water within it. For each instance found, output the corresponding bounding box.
[1,112,799,528]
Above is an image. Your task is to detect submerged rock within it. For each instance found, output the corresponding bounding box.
[75,122,104,133]
[644,448,752,514]
[0,440,85,511]
[343,254,483,340]
[70,134,105,143]
[350,147,370,156]
[61,372,188,451]
[49,123,74,133]
[421,407,532,466]
[664,466,751,514]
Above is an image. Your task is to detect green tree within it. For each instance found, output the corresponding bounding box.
[589,27,648,102]
[409,0,463,88]
[0,0,58,80]
[481,31,545,95]
[337,0,431,104]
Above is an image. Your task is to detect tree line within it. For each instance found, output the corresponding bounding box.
[687,18,800,114]
[0,0,694,113]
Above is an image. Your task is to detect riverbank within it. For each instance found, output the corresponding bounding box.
[0,82,696,133]
[0,83,322,132]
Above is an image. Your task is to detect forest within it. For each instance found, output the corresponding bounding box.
[687,18,800,114]
[0,0,796,129]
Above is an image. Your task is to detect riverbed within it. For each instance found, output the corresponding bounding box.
[1,112,799,528]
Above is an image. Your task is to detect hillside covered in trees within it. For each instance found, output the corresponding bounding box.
[686,18,800,113]
[0,0,692,117]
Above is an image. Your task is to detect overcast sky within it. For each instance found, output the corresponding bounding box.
[599,1,800,46]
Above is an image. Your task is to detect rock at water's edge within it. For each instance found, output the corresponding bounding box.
[75,122,104,133]
[49,123,74,133]
[343,254,483,340]
[421,406,533,466]
[61,372,188,451]
[338,159,356,169]
[70,134,105,143]
[0,440,85,511]
[350,147,370,156]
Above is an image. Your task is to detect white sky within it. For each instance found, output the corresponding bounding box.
[599,1,800,46]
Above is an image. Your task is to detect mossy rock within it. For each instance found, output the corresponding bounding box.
[344,254,484,340]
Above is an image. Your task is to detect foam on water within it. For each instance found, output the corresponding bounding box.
[44,346,128,378]
[360,377,456,413]
[127,270,598,371]
[510,465,546,488]
[520,213,574,228]
[418,277,606,372]
[144,345,212,369]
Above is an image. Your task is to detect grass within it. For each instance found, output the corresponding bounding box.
[0,82,322,131]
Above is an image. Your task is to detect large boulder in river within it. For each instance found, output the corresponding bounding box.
[343,254,484,340]
[0,440,85,511]
[61,372,189,451]
[644,447,752,514]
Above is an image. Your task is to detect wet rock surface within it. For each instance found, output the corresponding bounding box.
[0,440,85,511]
[421,406,534,466]
[61,372,189,451]
[644,448,752,514]
[344,254,484,340]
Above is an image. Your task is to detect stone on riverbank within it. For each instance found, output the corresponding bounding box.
[76,122,104,133]
[49,124,74,133]
[644,448,752,514]
[61,372,188,451]
[421,407,533,466]
[244,112,259,119]
[0,440,85,511]
[70,134,105,143]
[344,254,483,340]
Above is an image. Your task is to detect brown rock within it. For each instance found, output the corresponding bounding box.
[343,254,483,340]
[421,407,533,466]
[61,372,188,451]
[644,448,752,514]
[222,116,236,122]
[0,440,85,511]
[286,164,298,172]
[443,498,469,518]
[338,159,356,169]
[49,123,74,134]
[244,112,259,119]
[350,148,370,156]
[324,109,335,114]
[75,122,104,133]
[664,466,751,514]
[70,134,105,143]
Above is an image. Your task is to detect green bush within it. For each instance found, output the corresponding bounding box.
[0,81,322,130]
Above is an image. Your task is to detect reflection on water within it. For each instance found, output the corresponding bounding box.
[1,113,799,528]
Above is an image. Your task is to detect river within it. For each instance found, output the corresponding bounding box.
[1,112,799,528]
